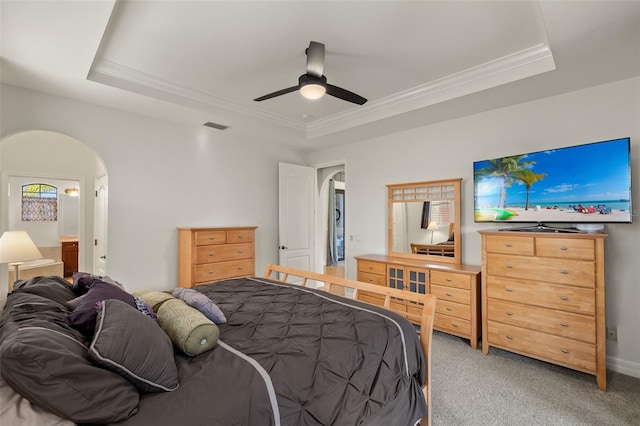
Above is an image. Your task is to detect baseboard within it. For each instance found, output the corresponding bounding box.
[607,356,640,378]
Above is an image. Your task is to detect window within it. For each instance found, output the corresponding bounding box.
[22,183,58,221]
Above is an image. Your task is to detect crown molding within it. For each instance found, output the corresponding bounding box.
[306,44,555,139]
[88,43,554,139]
[87,59,306,132]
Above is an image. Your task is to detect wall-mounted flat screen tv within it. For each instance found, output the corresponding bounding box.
[473,137,632,225]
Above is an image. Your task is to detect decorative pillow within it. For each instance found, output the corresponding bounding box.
[156,298,219,356]
[72,272,124,295]
[134,297,158,321]
[132,289,176,312]
[171,287,227,324]
[0,321,139,423]
[88,299,178,393]
[65,280,137,337]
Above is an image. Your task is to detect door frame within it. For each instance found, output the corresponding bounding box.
[314,160,347,277]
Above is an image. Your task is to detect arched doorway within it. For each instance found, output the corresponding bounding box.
[316,165,346,278]
[0,130,108,292]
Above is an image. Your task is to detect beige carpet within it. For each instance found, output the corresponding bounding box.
[430,331,640,425]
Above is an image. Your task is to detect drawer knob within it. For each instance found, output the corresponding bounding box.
[446,278,452,282]
[209,252,215,256]
[506,288,513,293]
[446,307,452,312]
[561,349,569,354]
[208,271,215,275]
[505,243,513,247]
[506,311,513,316]
[452,323,459,328]
[560,270,569,275]
[560,246,568,251]
[237,250,243,253]
[506,335,513,340]
[446,293,452,297]
[561,323,569,327]
[209,237,216,240]
[505,265,513,269]
[560,296,569,301]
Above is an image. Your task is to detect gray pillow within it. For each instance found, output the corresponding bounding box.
[89,299,179,393]
[0,323,139,423]
[170,287,227,324]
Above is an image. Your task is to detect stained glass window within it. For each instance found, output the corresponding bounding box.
[22,183,58,221]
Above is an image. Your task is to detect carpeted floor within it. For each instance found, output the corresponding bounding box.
[430,331,640,425]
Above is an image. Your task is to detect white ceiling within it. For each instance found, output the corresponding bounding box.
[2,1,639,151]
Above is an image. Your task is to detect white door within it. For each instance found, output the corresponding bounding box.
[94,175,108,275]
[278,163,315,272]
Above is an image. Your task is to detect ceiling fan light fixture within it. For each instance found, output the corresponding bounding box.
[300,83,326,100]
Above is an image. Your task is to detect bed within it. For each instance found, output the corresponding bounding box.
[0,265,436,426]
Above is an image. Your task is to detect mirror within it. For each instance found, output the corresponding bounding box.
[387,179,461,264]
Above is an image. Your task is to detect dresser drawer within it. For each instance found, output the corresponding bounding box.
[358,260,387,276]
[195,259,253,283]
[487,299,595,343]
[486,276,595,315]
[435,314,471,336]
[436,299,471,321]
[195,243,254,264]
[486,254,594,287]
[227,229,254,244]
[431,284,469,305]
[485,235,534,255]
[487,321,596,372]
[358,271,386,286]
[536,238,595,260]
[431,270,470,290]
[194,230,227,245]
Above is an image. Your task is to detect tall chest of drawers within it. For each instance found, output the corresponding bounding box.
[178,226,257,288]
[355,254,481,348]
[479,230,607,390]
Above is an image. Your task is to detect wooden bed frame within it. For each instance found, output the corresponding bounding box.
[263,264,436,426]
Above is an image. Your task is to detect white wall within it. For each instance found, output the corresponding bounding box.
[8,176,81,246]
[308,77,640,377]
[0,84,307,294]
[1,131,97,271]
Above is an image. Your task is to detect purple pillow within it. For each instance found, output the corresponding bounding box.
[65,281,137,337]
[170,288,227,324]
[72,272,124,295]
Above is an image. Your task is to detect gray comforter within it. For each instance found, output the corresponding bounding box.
[118,277,427,426]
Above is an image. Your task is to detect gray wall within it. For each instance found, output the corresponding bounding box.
[0,84,307,293]
[308,76,640,377]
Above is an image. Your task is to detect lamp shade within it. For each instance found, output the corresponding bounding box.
[300,83,326,100]
[0,231,43,264]
[427,221,439,231]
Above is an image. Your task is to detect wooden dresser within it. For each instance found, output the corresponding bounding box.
[355,254,482,348]
[479,230,607,390]
[178,226,257,288]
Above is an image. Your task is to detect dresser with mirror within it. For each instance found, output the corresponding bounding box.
[355,178,482,348]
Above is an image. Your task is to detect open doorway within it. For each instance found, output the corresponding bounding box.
[0,130,107,294]
[317,166,345,278]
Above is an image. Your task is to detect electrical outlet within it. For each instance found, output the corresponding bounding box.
[606,327,618,342]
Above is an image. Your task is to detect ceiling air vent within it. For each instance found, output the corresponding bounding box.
[203,121,229,130]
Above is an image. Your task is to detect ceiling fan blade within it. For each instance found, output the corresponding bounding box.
[306,41,325,78]
[326,84,368,105]
[254,85,299,102]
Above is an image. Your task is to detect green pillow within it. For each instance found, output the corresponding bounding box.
[156,299,219,356]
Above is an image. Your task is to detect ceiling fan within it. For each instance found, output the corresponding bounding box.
[254,41,367,105]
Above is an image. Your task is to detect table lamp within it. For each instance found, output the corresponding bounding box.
[427,221,439,244]
[0,231,43,285]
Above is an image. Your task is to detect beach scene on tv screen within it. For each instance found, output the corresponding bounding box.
[474,138,631,223]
